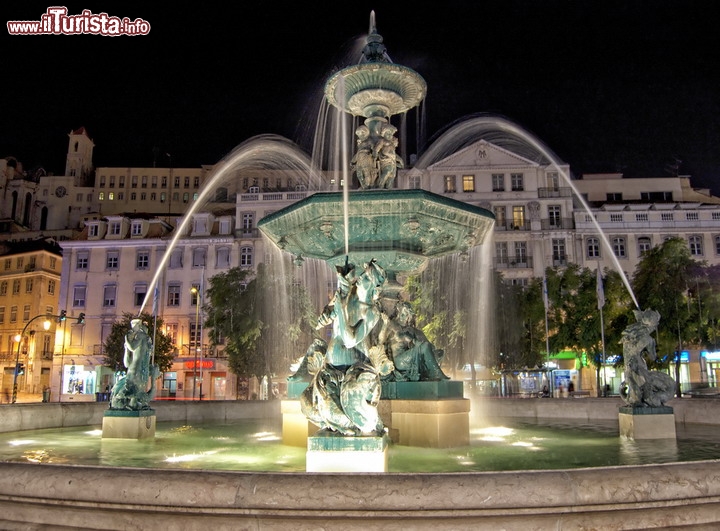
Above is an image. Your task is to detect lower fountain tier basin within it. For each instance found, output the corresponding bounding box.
[258,189,495,275]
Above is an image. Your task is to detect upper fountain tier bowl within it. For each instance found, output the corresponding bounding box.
[324,63,427,118]
[258,189,495,275]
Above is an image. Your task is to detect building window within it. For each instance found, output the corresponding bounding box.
[169,248,183,269]
[495,242,508,265]
[689,235,703,256]
[444,175,456,193]
[184,177,190,188]
[98,192,104,201]
[548,205,561,227]
[141,193,147,201]
[192,248,207,267]
[3,259,9,270]
[510,173,524,191]
[141,175,148,188]
[10,305,17,323]
[25,279,33,293]
[119,175,125,188]
[408,175,421,189]
[546,172,559,190]
[136,250,150,270]
[462,175,475,192]
[132,175,138,188]
[106,251,119,270]
[174,176,180,187]
[134,284,147,307]
[242,213,254,232]
[552,239,566,264]
[151,176,158,188]
[167,284,181,306]
[88,225,99,237]
[492,173,504,192]
[131,192,137,201]
[16,257,23,269]
[0,281,6,296]
[103,285,117,307]
[493,206,506,228]
[512,206,525,229]
[219,219,231,235]
[108,192,114,201]
[76,251,89,270]
[160,192,166,203]
[190,283,200,306]
[161,176,167,188]
[150,193,156,201]
[194,177,200,188]
[612,237,627,258]
[132,222,143,236]
[48,279,56,295]
[23,304,31,322]
[638,236,652,255]
[166,323,178,344]
[587,237,600,258]
[240,246,253,267]
[109,222,121,235]
[183,192,189,203]
[607,193,622,202]
[0,307,4,324]
[716,236,720,255]
[513,242,527,264]
[216,247,231,268]
[12,280,20,295]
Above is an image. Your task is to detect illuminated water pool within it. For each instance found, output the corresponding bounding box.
[2,417,719,473]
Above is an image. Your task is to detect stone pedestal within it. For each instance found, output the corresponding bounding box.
[102,409,156,439]
[383,380,470,448]
[618,405,676,440]
[306,431,389,472]
[281,399,315,447]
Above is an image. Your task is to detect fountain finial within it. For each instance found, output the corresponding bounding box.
[361,11,391,63]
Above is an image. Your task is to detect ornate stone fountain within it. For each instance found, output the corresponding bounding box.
[258,12,495,471]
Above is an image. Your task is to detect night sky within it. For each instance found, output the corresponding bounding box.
[2,1,719,193]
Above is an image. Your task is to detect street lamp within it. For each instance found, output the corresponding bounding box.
[12,314,54,404]
[190,286,200,400]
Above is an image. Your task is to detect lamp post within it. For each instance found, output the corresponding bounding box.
[190,286,200,400]
[12,313,55,404]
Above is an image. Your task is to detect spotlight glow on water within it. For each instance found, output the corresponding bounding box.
[2,418,720,473]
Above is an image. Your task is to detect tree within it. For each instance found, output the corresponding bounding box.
[102,312,175,373]
[204,263,316,395]
[632,237,704,395]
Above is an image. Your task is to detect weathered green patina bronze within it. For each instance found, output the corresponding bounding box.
[619,309,676,408]
[109,319,158,411]
[260,13,494,438]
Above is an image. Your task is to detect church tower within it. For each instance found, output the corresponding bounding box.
[65,127,94,185]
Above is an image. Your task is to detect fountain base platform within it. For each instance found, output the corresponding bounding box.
[306,430,389,472]
[102,409,156,439]
[282,387,470,449]
[619,405,676,440]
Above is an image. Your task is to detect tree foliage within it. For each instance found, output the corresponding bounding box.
[102,312,175,373]
[204,263,316,385]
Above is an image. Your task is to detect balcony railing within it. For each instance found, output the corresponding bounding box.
[495,221,531,231]
[540,218,575,230]
[538,187,573,198]
[495,256,534,269]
